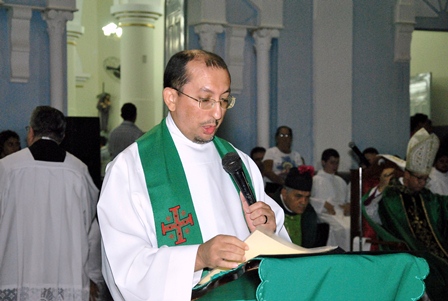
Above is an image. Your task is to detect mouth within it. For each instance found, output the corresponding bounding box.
[203,125,216,135]
[202,120,219,135]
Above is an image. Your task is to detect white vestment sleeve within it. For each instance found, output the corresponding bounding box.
[98,149,199,301]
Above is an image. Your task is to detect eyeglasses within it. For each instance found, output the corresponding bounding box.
[171,87,235,110]
[278,133,290,138]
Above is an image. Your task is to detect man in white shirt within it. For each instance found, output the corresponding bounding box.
[0,106,102,301]
[311,148,351,251]
[98,50,289,301]
[426,149,448,195]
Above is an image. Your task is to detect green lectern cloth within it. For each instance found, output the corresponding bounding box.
[193,253,429,301]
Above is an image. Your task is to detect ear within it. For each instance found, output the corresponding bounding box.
[163,87,177,112]
[280,187,287,199]
[27,127,35,146]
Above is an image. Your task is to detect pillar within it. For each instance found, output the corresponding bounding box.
[43,9,74,113]
[253,28,279,148]
[111,2,163,131]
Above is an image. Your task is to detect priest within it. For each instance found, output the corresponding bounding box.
[271,165,326,248]
[363,128,448,301]
[97,50,290,301]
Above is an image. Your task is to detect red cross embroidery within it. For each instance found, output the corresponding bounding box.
[161,205,194,245]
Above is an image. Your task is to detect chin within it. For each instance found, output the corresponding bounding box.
[193,135,214,144]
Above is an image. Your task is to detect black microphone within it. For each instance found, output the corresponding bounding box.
[222,152,257,206]
[348,142,370,167]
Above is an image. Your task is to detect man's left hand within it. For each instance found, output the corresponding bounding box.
[240,192,276,234]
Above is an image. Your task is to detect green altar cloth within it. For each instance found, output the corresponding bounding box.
[193,253,429,301]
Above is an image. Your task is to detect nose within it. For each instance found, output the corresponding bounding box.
[211,101,223,120]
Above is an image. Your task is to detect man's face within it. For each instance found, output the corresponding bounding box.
[404,170,428,193]
[276,128,292,153]
[322,156,339,174]
[435,156,448,174]
[164,60,230,144]
[2,137,20,156]
[281,188,310,214]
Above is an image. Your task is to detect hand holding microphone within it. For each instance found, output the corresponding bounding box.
[222,152,276,233]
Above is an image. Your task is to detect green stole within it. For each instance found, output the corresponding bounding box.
[137,118,255,247]
[284,214,302,246]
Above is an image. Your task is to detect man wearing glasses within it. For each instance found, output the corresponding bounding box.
[363,128,448,301]
[98,50,290,301]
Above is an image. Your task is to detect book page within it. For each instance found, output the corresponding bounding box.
[198,229,337,285]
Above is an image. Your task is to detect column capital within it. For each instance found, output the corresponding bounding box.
[194,24,224,52]
[111,3,163,27]
[252,28,280,52]
[42,9,74,37]
[67,24,84,44]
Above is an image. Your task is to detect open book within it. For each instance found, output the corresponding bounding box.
[198,228,337,285]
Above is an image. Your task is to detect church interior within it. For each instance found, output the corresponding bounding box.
[2,0,448,171]
[2,0,448,299]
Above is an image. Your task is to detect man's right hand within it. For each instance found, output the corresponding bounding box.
[195,235,248,271]
[324,201,336,215]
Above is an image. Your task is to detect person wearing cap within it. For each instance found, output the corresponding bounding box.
[272,165,325,248]
[363,128,448,301]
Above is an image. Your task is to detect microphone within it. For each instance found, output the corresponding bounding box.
[222,152,257,206]
[348,142,370,167]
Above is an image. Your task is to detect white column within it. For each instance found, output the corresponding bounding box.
[253,28,279,148]
[66,0,88,116]
[42,9,74,113]
[111,2,163,131]
[66,26,83,115]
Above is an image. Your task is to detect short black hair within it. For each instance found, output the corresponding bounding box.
[250,146,266,159]
[0,130,20,154]
[434,147,448,163]
[164,49,230,91]
[321,148,339,162]
[410,113,429,133]
[121,103,137,121]
[362,147,379,156]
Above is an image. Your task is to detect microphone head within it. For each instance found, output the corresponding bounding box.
[222,152,242,174]
[348,141,355,148]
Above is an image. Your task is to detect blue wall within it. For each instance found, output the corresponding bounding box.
[352,1,409,158]
[277,0,314,164]
[0,7,50,146]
